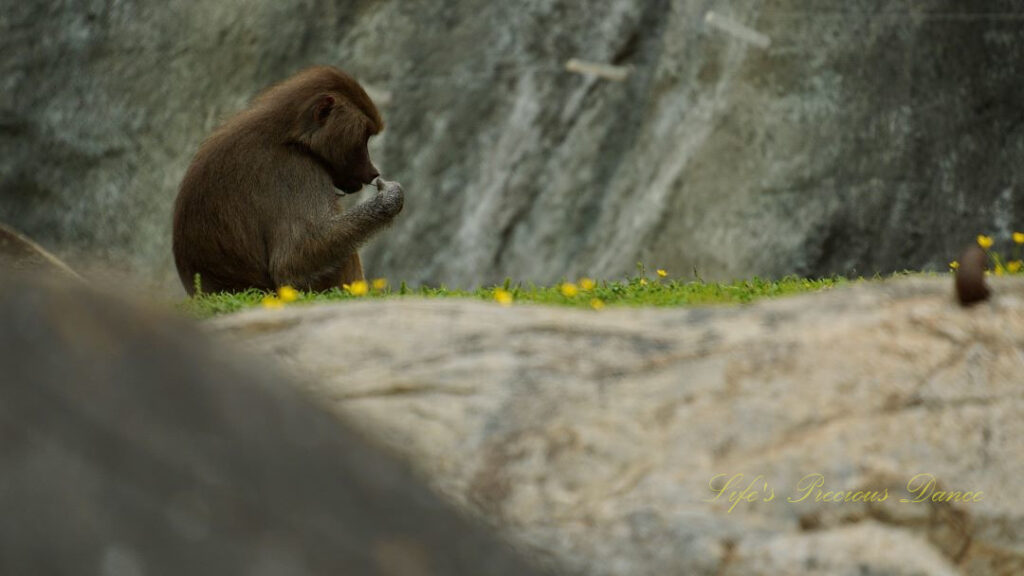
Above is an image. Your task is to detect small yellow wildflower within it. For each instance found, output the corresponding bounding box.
[261,296,284,309]
[949,261,959,270]
[590,298,605,310]
[372,278,388,291]
[344,280,369,296]
[1015,232,1024,245]
[639,278,648,286]
[977,235,994,249]
[579,278,596,291]
[493,288,513,306]
[656,269,667,278]
[560,283,579,297]
[277,285,299,302]
[1009,260,1023,273]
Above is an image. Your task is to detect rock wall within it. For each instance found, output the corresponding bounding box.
[2,1,1024,292]
[211,277,1024,576]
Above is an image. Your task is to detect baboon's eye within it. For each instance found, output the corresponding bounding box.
[313,96,335,125]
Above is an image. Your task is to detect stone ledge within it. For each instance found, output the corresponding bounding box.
[210,277,1024,576]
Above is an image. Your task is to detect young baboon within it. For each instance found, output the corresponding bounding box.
[172,66,403,295]
[955,244,990,306]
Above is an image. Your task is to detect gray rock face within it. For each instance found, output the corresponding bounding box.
[3,2,1024,291]
[211,278,1024,576]
[0,273,555,576]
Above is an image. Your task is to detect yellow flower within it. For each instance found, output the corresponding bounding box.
[1014,232,1024,245]
[560,283,579,297]
[344,280,369,296]
[277,285,299,302]
[977,235,994,249]
[1009,260,1023,273]
[639,278,648,286]
[656,269,667,278]
[579,278,596,291]
[261,296,284,309]
[493,288,513,306]
[590,298,605,310]
[949,261,959,270]
[372,278,388,291]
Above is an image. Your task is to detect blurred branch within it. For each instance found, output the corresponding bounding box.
[564,59,632,82]
[704,11,772,49]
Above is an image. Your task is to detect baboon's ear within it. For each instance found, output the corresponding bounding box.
[311,95,335,126]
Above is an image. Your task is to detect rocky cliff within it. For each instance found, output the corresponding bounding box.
[2,1,1023,292]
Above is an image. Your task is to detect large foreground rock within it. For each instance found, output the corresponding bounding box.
[0,274,553,576]
[0,223,80,279]
[211,278,1024,576]
[3,2,1024,290]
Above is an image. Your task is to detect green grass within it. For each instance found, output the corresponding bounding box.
[179,270,853,319]
[176,234,1024,319]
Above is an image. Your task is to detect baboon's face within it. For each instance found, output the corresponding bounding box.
[306,95,381,193]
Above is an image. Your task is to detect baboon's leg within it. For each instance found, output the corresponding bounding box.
[338,252,364,286]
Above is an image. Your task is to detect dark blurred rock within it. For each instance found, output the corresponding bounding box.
[0,223,80,279]
[2,2,1023,290]
[0,273,554,576]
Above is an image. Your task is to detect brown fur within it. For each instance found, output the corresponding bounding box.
[173,66,402,295]
[955,244,990,306]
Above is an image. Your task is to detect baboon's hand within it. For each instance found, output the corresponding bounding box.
[371,177,404,219]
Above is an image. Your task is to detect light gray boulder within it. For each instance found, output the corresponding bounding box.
[212,277,1024,575]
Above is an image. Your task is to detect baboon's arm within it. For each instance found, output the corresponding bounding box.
[269,179,403,288]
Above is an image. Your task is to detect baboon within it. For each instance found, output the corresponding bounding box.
[173,66,403,295]
[955,244,990,306]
